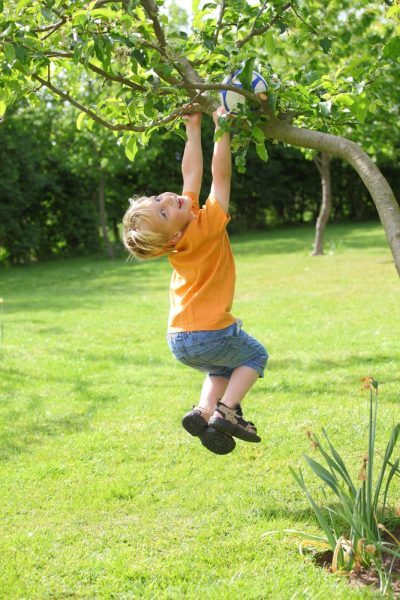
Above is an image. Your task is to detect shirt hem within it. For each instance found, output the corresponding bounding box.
[167,316,236,333]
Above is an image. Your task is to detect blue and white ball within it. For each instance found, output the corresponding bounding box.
[219,69,267,113]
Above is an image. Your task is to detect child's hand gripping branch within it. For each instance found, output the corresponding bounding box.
[122,107,268,456]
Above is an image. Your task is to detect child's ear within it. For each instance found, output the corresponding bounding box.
[167,231,183,246]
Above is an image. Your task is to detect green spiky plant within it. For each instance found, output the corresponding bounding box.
[289,378,400,589]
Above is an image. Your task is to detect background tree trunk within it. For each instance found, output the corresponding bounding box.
[312,152,332,256]
[98,172,114,260]
[263,116,400,277]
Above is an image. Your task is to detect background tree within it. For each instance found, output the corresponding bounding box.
[272,0,400,255]
[1,0,399,272]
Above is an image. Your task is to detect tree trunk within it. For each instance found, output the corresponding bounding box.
[312,152,332,256]
[263,116,400,277]
[112,219,120,243]
[98,171,114,260]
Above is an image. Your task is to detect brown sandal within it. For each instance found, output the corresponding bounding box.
[182,406,236,455]
[208,401,261,443]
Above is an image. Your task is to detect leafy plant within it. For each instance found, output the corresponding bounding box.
[289,378,400,588]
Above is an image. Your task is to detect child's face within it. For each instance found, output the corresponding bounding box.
[147,192,194,243]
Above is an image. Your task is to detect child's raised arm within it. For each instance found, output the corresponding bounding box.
[181,111,203,198]
[210,108,231,213]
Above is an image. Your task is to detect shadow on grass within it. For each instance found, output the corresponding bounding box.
[3,255,170,314]
[251,504,322,525]
[0,387,117,462]
[230,222,387,256]
[272,354,400,375]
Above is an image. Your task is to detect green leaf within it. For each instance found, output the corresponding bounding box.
[318,100,332,117]
[4,43,15,64]
[72,10,88,26]
[238,57,255,92]
[265,31,275,56]
[157,62,173,80]
[350,98,368,123]
[290,467,337,549]
[214,128,225,142]
[255,141,268,162]
[14,44,27,64]
[334,93,354,107]
[91,8,119,20]
[15,0,30,14]
[319,38,332,54]
[172,128,187,142]
[251,126,265,143]
[76,112,86,131]
[0,100,6,117]
[41,7,53,21]
[383,36,400,59]
[131,48,148,68]
[125,136,138,161]
[321,429,356,497]
[143,98,154,118]
[303,454,339,495]
[374,423,400,509]
[382,458,400,512]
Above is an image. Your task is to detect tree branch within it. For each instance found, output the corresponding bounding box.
[313,154,322,174]
[213,0,226,45]
[247,0,269,40]
[290,4,319,35]
[33,17,66,38]
[140,0,166,52]
[44,52,147,92]
[236,2,291,49]
[32,74,135,131]
[176,81,264,104]
[264,115,400,276]
[31,74,190,133]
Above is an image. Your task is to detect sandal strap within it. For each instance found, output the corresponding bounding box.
[215,401,257,432]
[193,406,213,417]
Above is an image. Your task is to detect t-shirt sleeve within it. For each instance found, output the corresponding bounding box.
[198,196,231,236]
[182,190,199,213]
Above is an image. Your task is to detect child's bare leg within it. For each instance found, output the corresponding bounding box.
[198,375,229,414]
[219,366,259,409]
[208,366,261,442]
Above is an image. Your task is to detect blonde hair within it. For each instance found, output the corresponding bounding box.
[122,196,171,260]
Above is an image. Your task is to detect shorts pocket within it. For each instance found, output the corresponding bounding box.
[189,335,240,365]
[190,338,228,362]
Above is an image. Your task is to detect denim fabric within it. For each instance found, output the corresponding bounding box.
[167,320,268,379]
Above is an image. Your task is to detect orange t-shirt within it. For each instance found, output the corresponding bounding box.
[168,191,236,332]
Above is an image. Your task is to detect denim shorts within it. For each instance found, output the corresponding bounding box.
[167,320,268,379]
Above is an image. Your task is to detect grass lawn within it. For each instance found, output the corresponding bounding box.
[0,221,399,599]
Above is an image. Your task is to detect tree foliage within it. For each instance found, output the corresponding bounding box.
[1,0,400,272]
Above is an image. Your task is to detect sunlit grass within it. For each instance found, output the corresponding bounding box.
[0,222,398,598]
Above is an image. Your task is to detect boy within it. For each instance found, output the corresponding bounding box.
[122,107,268,455]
